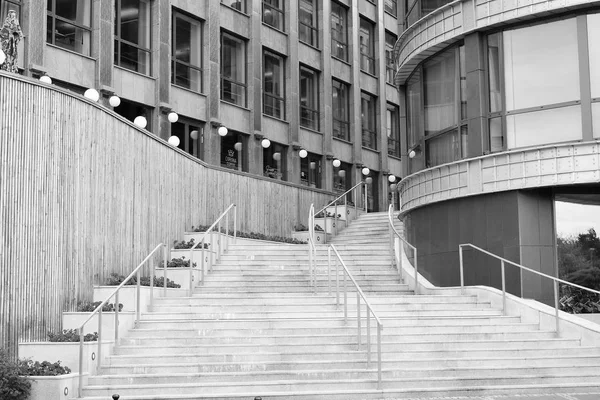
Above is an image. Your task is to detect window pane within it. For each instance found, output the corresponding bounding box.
[300,67,319,130]
[506,106,582,149]
[359,19,375,74]
[387,105,401,157]
[117,40,151,74]
[300,152,321,188]
[221,33,246,106]
[173,13,202,91]
[406,70,422,147]
[52,18,91,54]
[489,117,503,152]
[425,130,459,167]
[361,93,377,149]
[423,48,456,136]
[263,0,284,31]
[264,51,284,118]
[299,0,317,46]
[119,0,151,48]
[331,2,347,61]
[385,32,396,85]
[263,142,287,181]
[333,80,350,141]
[55,0,91,26]
[488,33,502,113]
[588,14,600,98]
[593,103,600,139]
[503,18,579,111]
[221,0,245,12]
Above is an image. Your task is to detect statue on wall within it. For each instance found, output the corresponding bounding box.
[0,10,24,73]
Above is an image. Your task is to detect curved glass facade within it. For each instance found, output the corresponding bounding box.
[406,11,600,171]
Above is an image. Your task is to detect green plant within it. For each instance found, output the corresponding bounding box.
[105,273,181,288]
[173,239,209,249]
[18,359,71,376]
[165,257,197,268]
[294,224,308,232]
[47,329,98,342]
[76,301,123,312]
[314,211,341,219]
[192,225,305,245]
[0,349,31,400]
[314,225,324,232]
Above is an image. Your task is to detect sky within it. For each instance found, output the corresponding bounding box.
[555,201,600,238]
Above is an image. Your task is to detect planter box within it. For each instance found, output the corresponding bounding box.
[93,286,187,313]
[182,232,235,254]
[63,311,136,336]
[155,267,204,290]
[23,373,81,400]
[19,340,113,374]
[170,249,216,271]
[314,217,338,234]
[325,204,361,221]
[291,231,327,244]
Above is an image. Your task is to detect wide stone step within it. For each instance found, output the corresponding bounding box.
[119,330,558,347]
[81,373,600,397]
[100,355,600,376]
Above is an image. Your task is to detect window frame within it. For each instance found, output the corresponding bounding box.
[262,0,285,32]
[385,31,397,85]
[171,9,203,93]
[332,79,351,141]
[114,0,152,75]
[299,65,320,131]
[331,1,349,62]
[384,0,398,16]
[220,31,247,107]
[220,0,246,13]
[298,0,318,48]
[359,18,376,75]
[171,119,204,160]
[387,103,401,158]
[46,0,92,56]
[1,0,22,21]
[300,151,322,188]
[263,141,287,181]
[263,49,286,119]
[361,91,377,150]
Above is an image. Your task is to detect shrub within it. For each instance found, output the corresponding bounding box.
[47,329,98,342]
[315,211,341,219]
[164,257,197,269]
[18,360,71,376]
[192,225,305,245]
[173,239,209,250]
[105,273,181,288]
[294,224,308,232]
[0,349,31,400]
[77,301,123,312]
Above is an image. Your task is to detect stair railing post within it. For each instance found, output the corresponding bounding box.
[136,270,141,322]
[459,245,465,295]
[501,260,506,315]
[356,292,361,350]
[201,239,205,285]
[78,329,84,398]
[398,237,403,280]
[389,213,394,270]
[343,269,347,322]
[114,291,120,347]
[327,247,331,296]
[366,309,371,367]
[377,322,382,390]
[150,255,155,309]
[554,280,560,336]
[234,204,237,243]
[364,182,368,213]
[217,221,221,261]
[210,231,214,272]
[414,247,419,295]
[225,212,229,253]
[335,255,339,307]
[97,307,102,372]
[344,196,348,227]
[334,203,338,236]
[163,244,167,297]
[188,244,193,296]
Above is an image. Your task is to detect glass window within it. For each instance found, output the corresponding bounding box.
[592,103,600,139]
[406,69,422,148]
[331,2,348,62]
[172,120,203,160]
[263,50,285,119]
[588,14,600,98]
[300,152,322,188]
[299,0,318,47]
[46,0,92,56]
[503,18,579,111]
[387,104,401,158]
[361,92,377,150]
[1,0,21,18]
[423,48,456,136]
[114,0,151,75]
[221,0,245,13]
[263,142,287,181]
[172,10,202,92]
[220,131,248,171]
[114,98,153,132]
[488,33,502,113]
[221,31,246,106]
[263,0,284,31]
[300,66,319,130]
[332,79,350,141]
[406,0,453,28]
[384,0,397,16]
[333,161,353,202]
[359,18,375,75]
[385,32,396,85]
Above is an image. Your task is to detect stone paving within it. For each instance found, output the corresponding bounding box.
[371,393,600,400]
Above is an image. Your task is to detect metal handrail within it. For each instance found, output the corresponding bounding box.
[314,181,367,243]
[185,204,237,295]
[308,204,317,291]
[459,243,600,335]
[328,244,383,389]
[388,204,419,293]
[77,243,166,398]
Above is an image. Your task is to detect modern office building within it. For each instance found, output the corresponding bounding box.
[395,0,600,301]
[1,0,403,212]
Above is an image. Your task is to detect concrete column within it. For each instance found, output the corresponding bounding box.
[287,0,300,184]
[250,1,264,175]
[206,0,222,166]
[23,0,45,74]
[321,0,334,191]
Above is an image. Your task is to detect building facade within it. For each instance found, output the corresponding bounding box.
[1,0,403,212]
[395,0,600,301]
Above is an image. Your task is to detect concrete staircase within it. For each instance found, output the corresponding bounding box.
[78,212,600,399]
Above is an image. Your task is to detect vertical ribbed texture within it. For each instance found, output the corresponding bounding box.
[0,73,334,355]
